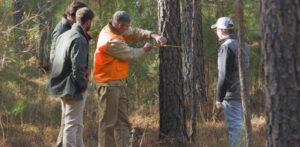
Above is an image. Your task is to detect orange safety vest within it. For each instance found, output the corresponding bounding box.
[93,25,129,83]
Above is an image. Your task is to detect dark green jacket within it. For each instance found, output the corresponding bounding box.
[50,15,72,63]
[46,23,89,100]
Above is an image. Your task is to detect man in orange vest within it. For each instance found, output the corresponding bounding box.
[93,11,167,147]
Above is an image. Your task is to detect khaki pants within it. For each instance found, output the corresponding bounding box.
[57,91,87,147]
[97,86,131,147]
[56,100,65,147]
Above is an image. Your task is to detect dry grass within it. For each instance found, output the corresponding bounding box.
[128,104,266,147]
[0,102,266,147]
[0,73,266,147]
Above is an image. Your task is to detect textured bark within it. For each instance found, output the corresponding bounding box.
[182,0,206,142]
[235,0,253,146]
[260,0,300,146]
[191,0,206,104]
[183,0,193,103]
[13,0,24,52]
[158,0,188,144]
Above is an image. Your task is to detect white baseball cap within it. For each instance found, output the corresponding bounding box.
[211,17,234,29]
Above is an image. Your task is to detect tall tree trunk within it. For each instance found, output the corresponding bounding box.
[191,0,206,139]
[37,0,52,71]
[260,0,300,146]
[183,0,193,103]
[158,0,188,144]
[182,0,206,142]
[13,0,24,52]
[235,0,253,146]
[192,0,206,104]
[182,0,194,142]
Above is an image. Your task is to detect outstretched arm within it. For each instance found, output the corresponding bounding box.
[122,28,167,45]
[122,28,152,42]
[106,39,152,61]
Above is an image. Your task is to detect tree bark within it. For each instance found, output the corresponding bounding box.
[192,0,206,104]
[235,0,253,146]
[158,0,188,144]
[260,0,300,146]
[182,0,206,142]
[183,0,193,103]
[13,0,25,52]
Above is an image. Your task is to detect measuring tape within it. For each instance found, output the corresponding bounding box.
[157,44,182,48]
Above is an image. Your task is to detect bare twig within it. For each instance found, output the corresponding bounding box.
[2,1,57,34]
[139,124,150,147]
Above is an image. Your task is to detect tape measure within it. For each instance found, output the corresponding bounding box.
[160,44,182,48]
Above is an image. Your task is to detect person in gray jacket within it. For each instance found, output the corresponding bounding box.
[48,2,87,147]
[50,1,87,63]
[46,7,94,147]
[211,17,250,147]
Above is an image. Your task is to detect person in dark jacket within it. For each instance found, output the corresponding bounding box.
[211,17,250,147]
[46,7,94,147]
[50,1,87,63]
[48,2,87,147]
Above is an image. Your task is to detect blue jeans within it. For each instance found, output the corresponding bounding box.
[222,100,244,147]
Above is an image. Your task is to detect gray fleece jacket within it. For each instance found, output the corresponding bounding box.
[216,34,250,102]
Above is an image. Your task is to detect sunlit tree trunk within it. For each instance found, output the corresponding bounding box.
[158,0,188,144]
[260,0,300,146]
[182,0,206,142]
[235,0,253,146]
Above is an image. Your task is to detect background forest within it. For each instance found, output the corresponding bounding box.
[0,0,265,146]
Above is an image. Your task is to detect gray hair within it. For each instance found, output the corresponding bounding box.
[112,11,131,26]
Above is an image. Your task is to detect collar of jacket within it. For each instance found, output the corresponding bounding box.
[61,15,72,28]
[72,23,88,41]
[218,33,238,44]
[107,22,122,35]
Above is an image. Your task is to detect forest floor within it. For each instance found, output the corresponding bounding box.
[1,104,266,147]
[129,106,266,147]
[0,73,266,147]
